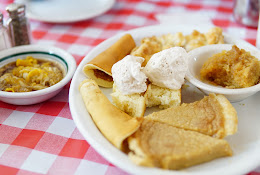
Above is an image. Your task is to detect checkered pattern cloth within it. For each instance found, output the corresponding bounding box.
[0,0,259,174]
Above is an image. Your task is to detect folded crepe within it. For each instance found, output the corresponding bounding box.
[83,34,136,88]
[79,79,141,151]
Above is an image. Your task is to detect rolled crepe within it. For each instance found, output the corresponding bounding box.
[83,34,136,88]
[79,79,141,151]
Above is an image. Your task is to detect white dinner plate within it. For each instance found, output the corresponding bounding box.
[16,0,115,23]
[69,24,260,175]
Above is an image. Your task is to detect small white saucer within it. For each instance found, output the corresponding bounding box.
[186,44,260,102]
[15,0,115,23]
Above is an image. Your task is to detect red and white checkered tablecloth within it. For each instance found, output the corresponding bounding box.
[0,0,259,174]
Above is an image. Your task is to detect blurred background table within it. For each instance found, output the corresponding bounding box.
[0,0,259,174]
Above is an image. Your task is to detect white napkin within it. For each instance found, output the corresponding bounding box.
[155,12,213,26]
[154,12,215,32]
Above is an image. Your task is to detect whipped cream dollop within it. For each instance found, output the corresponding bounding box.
[112,55,147,95]
[143,47,188,90]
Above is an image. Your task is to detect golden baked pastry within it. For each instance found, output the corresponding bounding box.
[159,32,186,49]
[130,36,162,66]
[111,84,146,118]
[83,34,136,88]
[184,30,207,51]
[130,27,225,66]
[146,93,237,139]
[128,119,232,170]
[200,45,260,88]
[205,26,225,45]
[144,83,181,109]
[111,83,181,118]
[185,27,224,51]
[79,79,141,150]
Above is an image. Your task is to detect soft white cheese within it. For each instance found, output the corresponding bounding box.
[112,55,147,95]
[143,47,188,90]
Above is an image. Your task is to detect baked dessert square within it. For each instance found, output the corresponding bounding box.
[111,84,146,118]
[200,45,260,88]
[111,83,181,117]
[145,83,181,109]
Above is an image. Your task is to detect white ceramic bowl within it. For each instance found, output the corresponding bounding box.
[186,44,260,102]
[0,45,76,105]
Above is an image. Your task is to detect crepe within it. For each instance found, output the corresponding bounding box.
[79,79,141,150]
[83,34,136,88]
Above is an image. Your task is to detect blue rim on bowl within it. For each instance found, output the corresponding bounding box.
[0,51,68,70]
